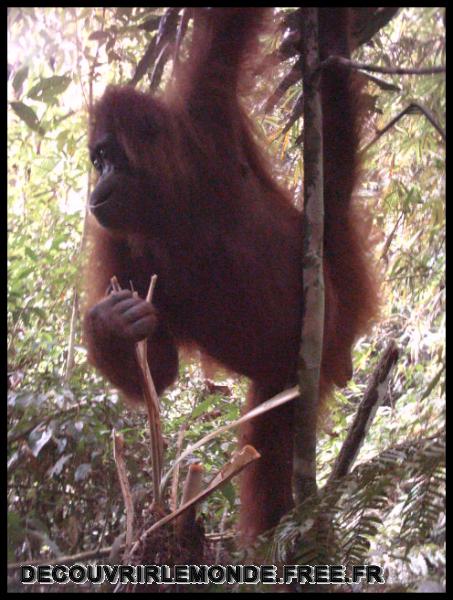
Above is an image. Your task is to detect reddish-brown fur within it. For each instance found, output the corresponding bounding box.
[84,8,378,543]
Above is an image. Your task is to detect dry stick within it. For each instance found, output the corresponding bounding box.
[109,275,122,293]
[128,445,260,559]
[179,463,204,507]
[112,431,135,549]
[135,275,164,506]
[175,463,204,539]
[328,340,399,483]
[110,275,164,506]
[108,278,297,553]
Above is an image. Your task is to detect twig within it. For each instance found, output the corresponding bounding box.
[320,55,445,77]
[134,275,164,506]
[145,275,157,304]
[110,275,164,506]
[110,275,122,293]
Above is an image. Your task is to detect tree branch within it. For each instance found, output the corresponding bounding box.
[320,55,445,77]
[328,340,399,483]
[293,7,324,503]
[362,102,445,154]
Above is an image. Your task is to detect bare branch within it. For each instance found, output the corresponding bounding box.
[135,275,164,505]
[362,102,445,153]
[264,58,302,113]
[328,340,399,482]
[362,72,400,92]
[321,55,445,77]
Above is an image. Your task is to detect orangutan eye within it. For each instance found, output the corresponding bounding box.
[92,146,109,173]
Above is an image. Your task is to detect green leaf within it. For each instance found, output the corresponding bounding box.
[24,247,38,261]
[27,75,71,103]
[12,66,29,94]
[220,481,236,508]
[10,101,45,135]
[191,396,219,419]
